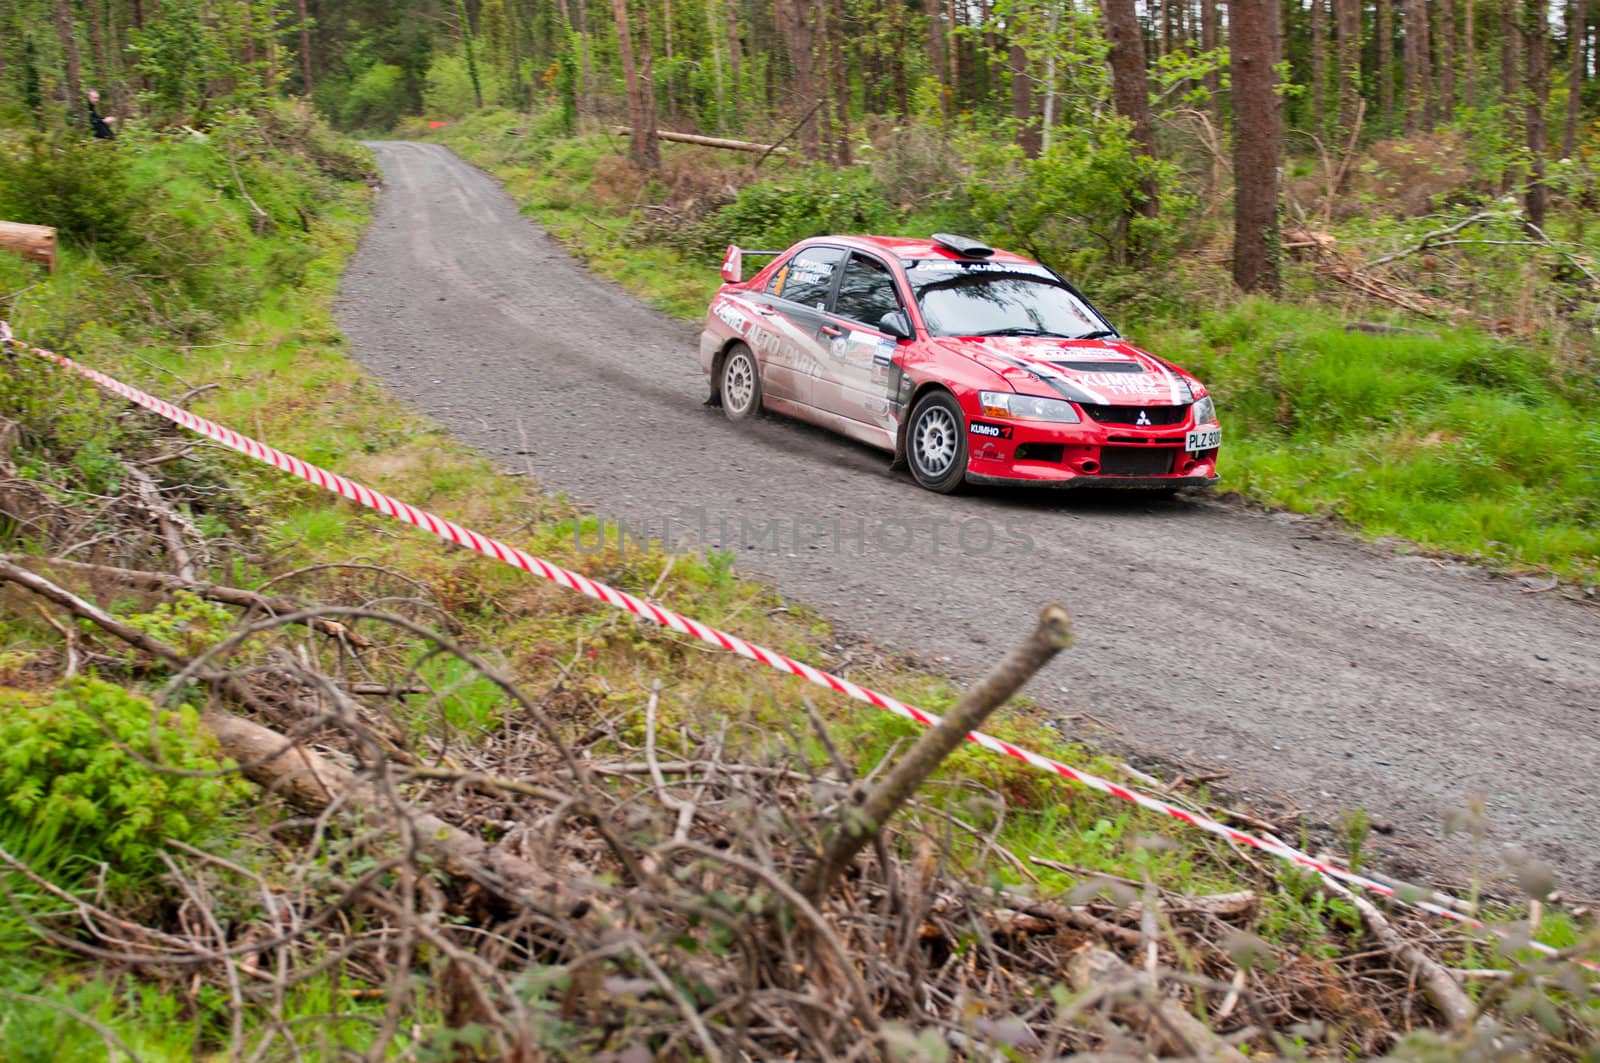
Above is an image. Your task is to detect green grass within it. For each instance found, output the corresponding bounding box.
[1146,300,1600,580]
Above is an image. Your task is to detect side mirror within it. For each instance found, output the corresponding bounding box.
[878,310,913,341]
[720,245,742,284]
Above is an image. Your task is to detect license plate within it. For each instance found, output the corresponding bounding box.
[1185,427,1221,452]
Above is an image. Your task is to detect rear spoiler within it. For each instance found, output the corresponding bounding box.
[720,245,783,284]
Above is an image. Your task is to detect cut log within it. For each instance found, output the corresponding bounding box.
[0,221,57,273]
[610,126,788,155]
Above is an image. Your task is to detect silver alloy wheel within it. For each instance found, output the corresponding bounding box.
[913,404,959,477]
[724,351,756,415]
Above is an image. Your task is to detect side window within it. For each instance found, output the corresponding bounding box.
[831,253,903,327]
[766,246,844,309]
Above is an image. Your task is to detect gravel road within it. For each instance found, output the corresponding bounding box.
[336,141,1600,892]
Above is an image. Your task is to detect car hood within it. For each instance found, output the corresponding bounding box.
[930,336,1193,406]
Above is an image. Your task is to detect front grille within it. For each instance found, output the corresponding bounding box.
[1082,404,1187,426]
[1100,447,1175,476]
[1052,360,1144,373]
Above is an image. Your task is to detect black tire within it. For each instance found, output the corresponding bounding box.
[720,343,762,423]
[906,391,967,493]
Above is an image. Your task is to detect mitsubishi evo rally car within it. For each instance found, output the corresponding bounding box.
[700,233,1220,494]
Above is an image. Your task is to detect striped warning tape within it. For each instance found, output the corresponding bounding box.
[1,321,1582,966]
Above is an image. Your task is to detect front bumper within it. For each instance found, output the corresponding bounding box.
[967,470,1217,490]
[962,413,1219,488]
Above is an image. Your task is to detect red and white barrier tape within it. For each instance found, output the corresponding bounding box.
[1,322,1582,966]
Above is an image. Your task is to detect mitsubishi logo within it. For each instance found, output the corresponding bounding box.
[1136,409,1151,426]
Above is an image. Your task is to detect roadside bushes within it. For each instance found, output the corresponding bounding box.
[0,133,141,257]
[683,165,901,260]
[967,117,1194,278]
[0,100,372,346]
[0,679,244,878]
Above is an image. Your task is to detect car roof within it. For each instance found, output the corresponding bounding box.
[799,235,1040,267]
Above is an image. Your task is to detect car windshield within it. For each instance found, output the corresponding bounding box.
[913,273,1113,339]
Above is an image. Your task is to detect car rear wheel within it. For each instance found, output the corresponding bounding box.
[720,344,762,422]
[907,391,967,493]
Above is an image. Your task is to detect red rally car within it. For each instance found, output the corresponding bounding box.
[700,233,1220,494]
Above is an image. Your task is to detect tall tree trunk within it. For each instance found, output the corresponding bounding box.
[1202,0,1220,126]
[1101,0,1160,222]
[506,0,526,108]
[1336,0,1361,136]
[298,0,313,95]
[1403,0,1432,131]
[456,0,484,108]
[1465,0,1476,108]
[1501,0,1519,189]
[1378,0,1394,120]
[726,0,741,103]
[1524,0,1550,226]
[776,0,821,153]
[1041,0,1060,149]
[54,0,83,121]
[1312,0,1327,134]
[638,3,658,145]
[576,0,593,112]
[83,0,107,85]
[707,0,725,128]
[1011,41,1040,154]
[925,0,948,110]
[1566,0,1587,155]
[1232,0,1282,293]
[945,0,961,106]
[1437,0,1456,121]
[891,0,909,115]
[614,0,660,168]
[829,0,850,162]
[663,0,675,119]
[1502,0,1519,105]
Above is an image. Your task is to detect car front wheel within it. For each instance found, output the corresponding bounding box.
[720,343,762,422]
[907,391,967,493]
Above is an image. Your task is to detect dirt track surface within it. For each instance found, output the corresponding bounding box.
[337,142,1600,892]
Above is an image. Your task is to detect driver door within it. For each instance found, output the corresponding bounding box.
[813,251,906,433]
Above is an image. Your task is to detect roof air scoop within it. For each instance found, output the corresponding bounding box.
[930,232,995,259]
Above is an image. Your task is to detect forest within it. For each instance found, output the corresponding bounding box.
[1,0,1598,1058]
[8,0,1600,285]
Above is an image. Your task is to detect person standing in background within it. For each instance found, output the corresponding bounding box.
[85,89,116,140]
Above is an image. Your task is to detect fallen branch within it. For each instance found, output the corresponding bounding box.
[802,605,1073,904]
[1361,211,1507,269]
[756,100,824,168]
[610,126,787,155]
[1315,871,1476,1031]
[201,709,561,900]
[3,554,371,646]
[123,464,202,581]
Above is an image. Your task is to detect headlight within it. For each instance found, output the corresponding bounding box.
[1191,395,1217,424]
[979,390,1081,424]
